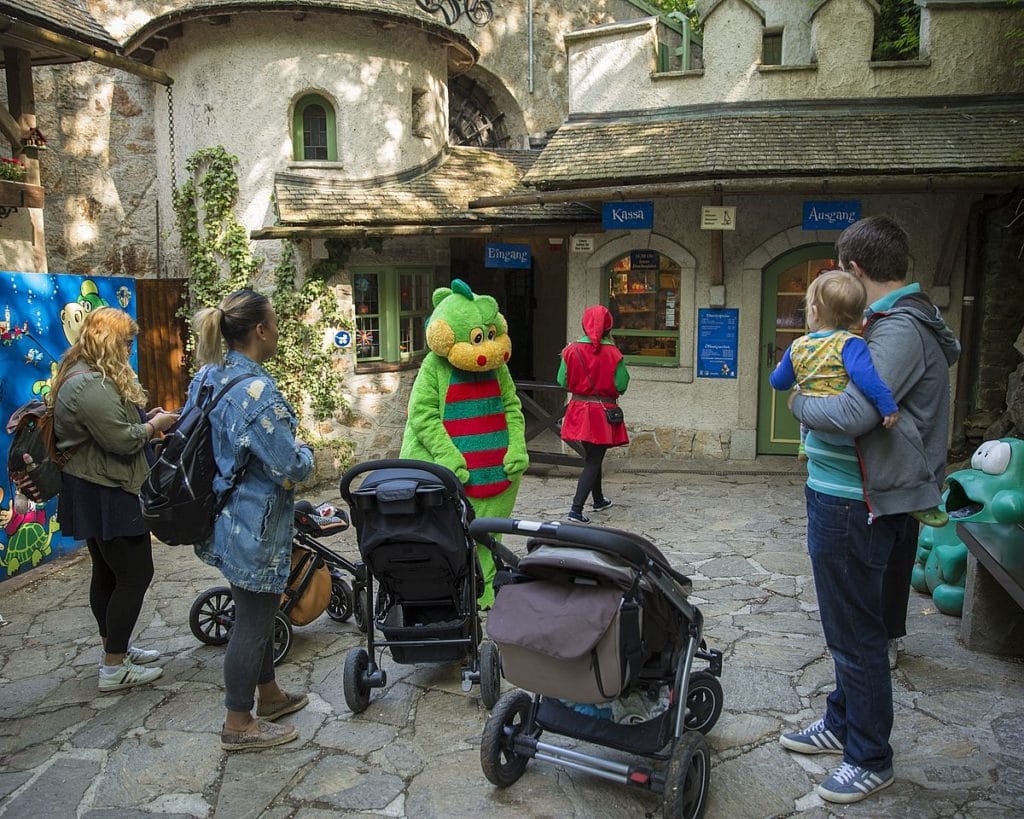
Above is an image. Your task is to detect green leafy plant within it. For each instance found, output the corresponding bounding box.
[871,0,920,60]
[172,146,351,461]
[0,157,26,181]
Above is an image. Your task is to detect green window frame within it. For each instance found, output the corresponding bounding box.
[353,266,434,364]
[292,94,337,161]
[606,251,682,367]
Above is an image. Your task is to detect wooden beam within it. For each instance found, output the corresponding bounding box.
[933,196,974,287]
[0,19,173,85]
[469,174,1024,209]
[250,221,603,240]
[0,180,45,208]
[0,102,19,151]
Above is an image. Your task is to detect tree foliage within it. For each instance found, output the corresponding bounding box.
[871,0,921,60]
[643,0,700,30]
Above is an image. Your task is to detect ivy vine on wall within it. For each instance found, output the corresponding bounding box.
[172,145,353,466]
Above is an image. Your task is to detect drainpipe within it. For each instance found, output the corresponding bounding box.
[952,192,1017,445]
[527,0,534,94]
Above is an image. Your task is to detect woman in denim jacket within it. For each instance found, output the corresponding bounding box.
[185,288,314,751]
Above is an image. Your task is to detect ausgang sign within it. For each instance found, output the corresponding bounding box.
[602,201,654,230]
[803,200,861,230]
[485,242,531,269]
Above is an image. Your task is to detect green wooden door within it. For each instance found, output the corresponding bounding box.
[756,245,838,455]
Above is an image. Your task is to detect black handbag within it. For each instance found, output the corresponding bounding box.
[604,406,624,424]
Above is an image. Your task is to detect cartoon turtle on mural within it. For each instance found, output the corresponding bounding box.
[1,515,60,577]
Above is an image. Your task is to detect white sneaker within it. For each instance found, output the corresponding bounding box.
[887,638,902,670]
[127,645,161,665]
[98,658,163,692]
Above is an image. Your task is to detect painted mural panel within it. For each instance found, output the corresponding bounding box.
[0,271,136,582]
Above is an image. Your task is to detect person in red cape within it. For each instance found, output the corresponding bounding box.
[557,305,630,523]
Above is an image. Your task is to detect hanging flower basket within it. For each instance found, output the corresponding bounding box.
[0,157,26,182]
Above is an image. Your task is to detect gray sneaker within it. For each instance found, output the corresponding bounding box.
[98,658,163,693]
[779,718,844,754]
[817,762,894,803]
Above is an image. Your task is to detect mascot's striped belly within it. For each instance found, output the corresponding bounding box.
[443,369,510,498]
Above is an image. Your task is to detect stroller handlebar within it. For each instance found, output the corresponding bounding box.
[469,517,687,586]
[339,458,465,504]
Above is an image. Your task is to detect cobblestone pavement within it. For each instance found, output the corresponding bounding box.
[1,462,1022,818]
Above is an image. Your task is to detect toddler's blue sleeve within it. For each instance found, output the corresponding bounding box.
[842,337,899,416]
[769,346,796,391]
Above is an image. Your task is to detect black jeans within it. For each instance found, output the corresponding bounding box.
[572,441,609,513]
[224,584,279,712]
[87,534,154,654]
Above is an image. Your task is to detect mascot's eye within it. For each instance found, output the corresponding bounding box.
[487,325,497,341]
[970,440,1012,476]
[470,328,484,345]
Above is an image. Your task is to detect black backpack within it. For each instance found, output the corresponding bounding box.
[139,372,253,546]
[6,400,65,503]
[6,372,88,503]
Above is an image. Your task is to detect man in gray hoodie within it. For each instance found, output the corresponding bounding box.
[778,216,960,804]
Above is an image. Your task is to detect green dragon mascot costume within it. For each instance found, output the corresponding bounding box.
[400,279,528,608]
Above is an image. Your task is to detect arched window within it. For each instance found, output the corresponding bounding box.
[292,94,337,161]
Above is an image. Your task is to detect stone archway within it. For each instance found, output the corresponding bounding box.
[447,65,528,149]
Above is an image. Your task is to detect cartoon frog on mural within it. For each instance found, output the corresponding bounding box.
[912,438,1024,615]
[60,279,108,346]
[400,279,528,608]
[0,487,60,578]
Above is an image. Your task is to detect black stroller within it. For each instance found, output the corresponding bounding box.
[338,459,512,713]
[470,517,724,819]
[189,500,365,665]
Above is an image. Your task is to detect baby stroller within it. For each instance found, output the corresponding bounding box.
[338,459,513,714]
[189,500,365,665]
[470,517,724,819]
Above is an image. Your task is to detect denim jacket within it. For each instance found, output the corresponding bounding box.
[185,351,314,593]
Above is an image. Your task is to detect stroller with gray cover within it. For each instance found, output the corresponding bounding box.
[470,517,724,819]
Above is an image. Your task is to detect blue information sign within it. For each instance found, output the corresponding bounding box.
[484,242,531,269]
[602,201,654,230]
[802,200,861,230]
[334,330,352,348]
[697,308,738,379]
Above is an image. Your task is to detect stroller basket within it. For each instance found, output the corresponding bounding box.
[380,606,473,663]
[536,697,674,757]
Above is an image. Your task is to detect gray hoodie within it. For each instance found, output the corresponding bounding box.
[792,291,961,518]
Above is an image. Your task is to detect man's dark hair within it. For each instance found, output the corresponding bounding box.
[836,216,910,283]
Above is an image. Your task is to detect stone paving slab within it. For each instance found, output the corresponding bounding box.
[0,467,1022,818]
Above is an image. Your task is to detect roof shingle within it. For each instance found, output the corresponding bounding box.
[0,0,120,51]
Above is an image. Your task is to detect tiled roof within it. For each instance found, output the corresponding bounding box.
[124,0,476,63]
[523,97,1024,188]
[0,0,120,51]
[273,147,599,227]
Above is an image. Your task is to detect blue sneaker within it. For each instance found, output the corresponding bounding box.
[817,762,894,803]
[592,498,613,512]
[779,718,843,754]
[566,510,591,524]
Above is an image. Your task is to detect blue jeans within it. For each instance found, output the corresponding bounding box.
[224,585,279,712]
[804,486,916,773]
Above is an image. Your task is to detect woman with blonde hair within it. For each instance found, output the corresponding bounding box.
[185,288,313,752]
[53,307,179,692]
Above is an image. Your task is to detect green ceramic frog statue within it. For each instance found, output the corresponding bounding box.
[913,438,1024,615]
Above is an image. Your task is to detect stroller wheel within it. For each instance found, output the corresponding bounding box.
[480,690,532,787]
[189,587,235,645]
[662,731,711,819]
[327,578,354,622]
[478,640,501,709]
[343,648,372,713]
[352,584,370,634]
[684,671,724,735]
[271,611,293,665]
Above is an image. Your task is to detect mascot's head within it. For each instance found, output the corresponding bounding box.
[425,279,511,372]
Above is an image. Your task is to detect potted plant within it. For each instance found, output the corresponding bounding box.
[0,157,26,182]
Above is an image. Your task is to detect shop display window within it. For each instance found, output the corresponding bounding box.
[607,252,682,365]
[354,267,433,366]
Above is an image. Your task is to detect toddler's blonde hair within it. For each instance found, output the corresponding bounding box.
[805,270,866,332]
